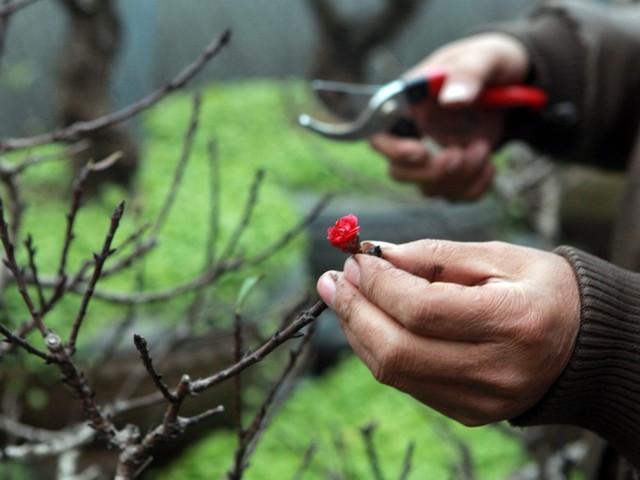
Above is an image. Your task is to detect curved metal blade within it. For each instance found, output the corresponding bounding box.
[298,79,406,141]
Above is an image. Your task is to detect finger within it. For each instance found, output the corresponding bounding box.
[377,236,535,284]
[455,161,495,201]
[343,254,510,341]
[369,133,427,165]
[379,238,516,283]
[387,147,449,184]
[322,270,483,377]
[320,270,538,423]
[429,140,495,201]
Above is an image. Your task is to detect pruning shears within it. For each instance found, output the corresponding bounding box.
[298,69,548,141]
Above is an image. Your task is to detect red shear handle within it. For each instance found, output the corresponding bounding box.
[478,85,547,111]
[419,69,547,111]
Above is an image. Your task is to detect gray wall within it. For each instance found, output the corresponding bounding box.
[0,0,535,137]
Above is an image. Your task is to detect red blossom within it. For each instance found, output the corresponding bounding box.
[327,214,361,254]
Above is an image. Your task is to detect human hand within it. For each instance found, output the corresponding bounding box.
[370,32,531,200]
[316,240,580,425]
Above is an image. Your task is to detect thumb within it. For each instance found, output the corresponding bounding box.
[438,74,484,106]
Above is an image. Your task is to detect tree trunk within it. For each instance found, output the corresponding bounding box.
[56,0,139,193]
[306,0,423,118]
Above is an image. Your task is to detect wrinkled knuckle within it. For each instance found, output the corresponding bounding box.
[335,288,361,324]
[491,371,529,400]
[361,262,401,298]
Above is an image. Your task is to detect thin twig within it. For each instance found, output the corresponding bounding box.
[233,308,245,444]
[0,324,52,361]
[218,169,265,262]
[0,197,48,335]
[133,334,175,403]
[151,92,202,237]
[0,318,35,357]
[398,441,415,480]
[24,235,45,312]
[361,422,385,480]
[67,201,125,353]
[181,405,225,428]
[45,333,117,442]
[290,443,317,480]
[0,30,231,153]
[46,164,91,312]
[206,139,221,265]
[1,423,96,461]
[191,299,327,393]
[228,320,316,480]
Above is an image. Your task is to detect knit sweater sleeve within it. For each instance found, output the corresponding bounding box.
[491,1,640,171]
[510,246,640,468]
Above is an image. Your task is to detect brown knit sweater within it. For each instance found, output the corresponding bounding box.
[490,0,640,474]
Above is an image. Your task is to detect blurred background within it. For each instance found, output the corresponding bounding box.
[0,0,538,137]
[0,1,628,478]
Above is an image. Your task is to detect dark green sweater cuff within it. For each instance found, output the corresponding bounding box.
[511,246,640,468]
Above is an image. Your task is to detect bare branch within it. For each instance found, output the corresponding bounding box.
[291,443,317,480]
[133,334,175,403]
[206,140,221,265]
[24,235,45,311]
[115,374,223,479]
[360,422,385,480]
[1,423,95,461]
[46,163,92,312]
[398,441,415,480]
[0,197,48,335]
[152,92,202,237]
[0,323,52,361]
[218,169,265,262]
[68,201,125,352]
[229,319,316,479]
[0,30,231,152]
[191,299,327,393]
[104,300,328,424]
[45,333,117,442]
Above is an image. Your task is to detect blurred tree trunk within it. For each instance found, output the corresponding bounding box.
[55,0,139,193]
[306,0,424,118]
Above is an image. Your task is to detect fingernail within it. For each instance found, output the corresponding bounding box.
[440,82,475,105]
[360,241,395,257]
[316,272,338,307]
[344,257,361,287]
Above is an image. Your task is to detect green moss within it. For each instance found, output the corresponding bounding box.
[155,356,528,479]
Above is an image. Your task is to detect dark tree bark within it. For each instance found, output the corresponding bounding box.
[306,0,424,118]
[55,0,139,193]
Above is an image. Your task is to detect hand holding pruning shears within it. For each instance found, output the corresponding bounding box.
[299,33,559,200]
